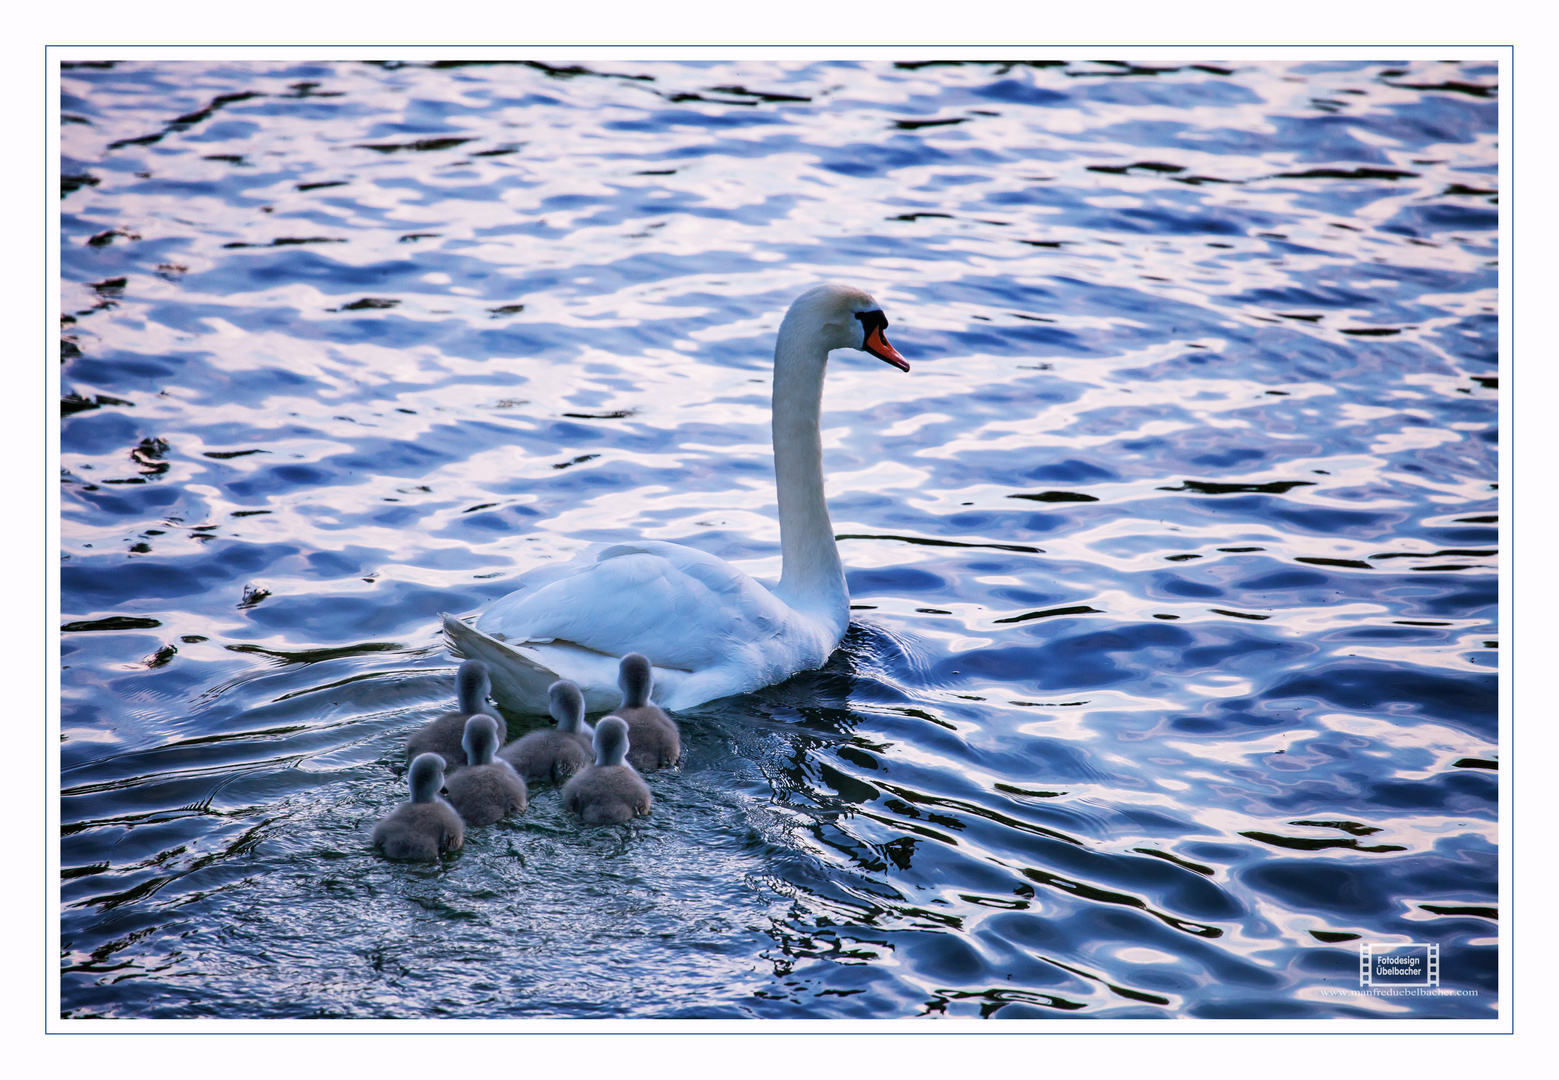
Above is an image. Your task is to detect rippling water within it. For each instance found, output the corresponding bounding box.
[58,58,1499,1020]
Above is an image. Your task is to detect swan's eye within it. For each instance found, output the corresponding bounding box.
[854,309,888,336]
[854,310,888,349]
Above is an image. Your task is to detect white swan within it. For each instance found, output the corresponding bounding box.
[442,283,909,713]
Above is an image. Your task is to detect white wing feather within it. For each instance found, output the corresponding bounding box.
[446,541,831,714]
[475,542,789,671]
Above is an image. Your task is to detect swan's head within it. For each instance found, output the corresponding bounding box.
[462,714,502,766]
[618,652,654,708]
[594,715,631,767]
[408,752,446,802]
[783,283,909,372]
[456,659,492,715]
[548,679,587,733]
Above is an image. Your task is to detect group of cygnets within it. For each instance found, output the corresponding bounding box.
[372,654,682,861]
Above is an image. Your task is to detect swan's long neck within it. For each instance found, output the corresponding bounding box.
[771,315,848,634]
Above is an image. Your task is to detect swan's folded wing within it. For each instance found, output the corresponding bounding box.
[441,613,570,711]
[472,541,789,672]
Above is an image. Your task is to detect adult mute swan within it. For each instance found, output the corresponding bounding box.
[442,283,909,714]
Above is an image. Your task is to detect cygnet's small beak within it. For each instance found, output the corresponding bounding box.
[863,325,910,371]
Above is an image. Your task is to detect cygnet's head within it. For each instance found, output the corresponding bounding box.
[462,714,502,766]
[593,716,631,767]
[781,283,909,372]
[456,659,492,715]
[618,653,654,708]
[408,752,446,802]
[548,679,586,733]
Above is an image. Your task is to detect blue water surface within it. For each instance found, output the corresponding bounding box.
[59,59,1498,1020]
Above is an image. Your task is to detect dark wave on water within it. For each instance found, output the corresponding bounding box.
[60,59,1497,1019]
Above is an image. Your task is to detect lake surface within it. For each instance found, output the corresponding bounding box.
[59,58,1499,1020]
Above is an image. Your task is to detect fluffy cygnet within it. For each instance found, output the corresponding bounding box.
[614,652,681,771]
[443,714,528,826]
[499,679,595,785]
[561,716,652,825]
[406,659,505,772]
[372,752,464,860]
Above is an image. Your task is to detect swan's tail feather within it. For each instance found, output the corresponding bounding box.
[440,614,558,716]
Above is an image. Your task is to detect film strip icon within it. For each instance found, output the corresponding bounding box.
[1360,943,1439,987]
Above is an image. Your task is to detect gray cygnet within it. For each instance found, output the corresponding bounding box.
[444,714,528,826]
[499,679,595,785]
[614,653,681,771]
[372,752,464,860]
[406,659,505,773]
[561,716,652,825]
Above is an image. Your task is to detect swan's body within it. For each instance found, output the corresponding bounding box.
[372,753,464,860]
[444,715,528,826]
[614,653,681,771]
[406,659,504,771]
[562,717,652,825]
[499,680,595,785]
[443,284,908,714]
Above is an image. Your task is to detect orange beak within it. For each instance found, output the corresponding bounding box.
[864,325,910,371]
